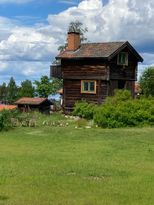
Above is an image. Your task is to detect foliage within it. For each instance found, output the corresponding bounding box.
[18,79,35,98]
[73,100,96,120]
[7,77,18,103]
[0,109,19,131]
[140,66,154,97]
[68,20,88,42]
[50,78,63,94]
[58,20,88,52]
[0,82,8,103]
[94,90,154,128]
[73,90,154,128]
[34,75,62,97]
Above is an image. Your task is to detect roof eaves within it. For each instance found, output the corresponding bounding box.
[108,41,143,62]
[108,42,127,60]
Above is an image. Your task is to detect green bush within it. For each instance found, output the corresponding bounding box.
[0,110,18,131]
[73,100,96,120]
[94,91,154,128]
[0,110,11,131]
[73,90,154,128]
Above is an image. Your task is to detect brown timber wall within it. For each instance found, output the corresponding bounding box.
[109,47,138,80]
[62,59,109,80]
[109,80,135,97]
[63,79,108,110]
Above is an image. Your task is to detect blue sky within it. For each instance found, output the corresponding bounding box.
[0,0,153,84]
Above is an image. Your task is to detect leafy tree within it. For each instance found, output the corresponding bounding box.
[18,80,35,98]
[140,67,154,97]
[34,76,62,97]
[50,78,63,94]
[0,82,8,103]
[68,20,88,42]
[7,77,18,104]
[58,20,88,52]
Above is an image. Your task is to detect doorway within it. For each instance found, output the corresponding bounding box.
[118,80,126,89]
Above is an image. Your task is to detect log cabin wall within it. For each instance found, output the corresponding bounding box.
[63,79,108,110]
[109,47,138,81]
[62,58,109,80]
[108,47,138,96]
[62,58,109,110]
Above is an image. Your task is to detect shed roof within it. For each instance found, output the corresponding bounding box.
[57,41,143,62]
[0,105,17,111]
[15,97,48,105]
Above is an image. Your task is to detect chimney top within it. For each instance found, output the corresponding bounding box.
[67,32,80,51]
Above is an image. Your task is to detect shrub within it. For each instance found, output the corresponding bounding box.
[94,94,154,128]
[73,100,96,120]
[0,109,21,131]
[0,110,15,131]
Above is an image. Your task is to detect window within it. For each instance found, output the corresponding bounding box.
[81,80,96,94]
[117,52,128,66]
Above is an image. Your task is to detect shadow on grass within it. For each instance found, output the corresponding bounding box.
[0,195,9,201]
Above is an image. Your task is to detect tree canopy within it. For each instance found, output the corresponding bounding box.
[140,67,154,97]
[7,77,18,104]
[34,76,62,98]
[18,80,35,98]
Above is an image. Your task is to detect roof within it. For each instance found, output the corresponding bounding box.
[57,88,63,94]
[0,105,17,111]
[57,41,143,62]
[15,97,48,105]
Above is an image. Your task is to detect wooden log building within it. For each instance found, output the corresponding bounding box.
[51,32,143,112]
[15,97,51,113]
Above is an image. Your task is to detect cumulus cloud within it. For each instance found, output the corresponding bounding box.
[0,0,154,82]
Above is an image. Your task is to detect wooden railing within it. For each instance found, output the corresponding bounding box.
[50,64,62,79]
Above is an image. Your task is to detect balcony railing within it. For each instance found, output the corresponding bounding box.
[50,64,62,79]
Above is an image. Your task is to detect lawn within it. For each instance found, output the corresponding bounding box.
[0,115,153,205]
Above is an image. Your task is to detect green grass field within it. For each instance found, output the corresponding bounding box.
[0,114,154,205]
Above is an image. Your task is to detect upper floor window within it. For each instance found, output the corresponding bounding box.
[81,80,96,94]
[117,52,128,66]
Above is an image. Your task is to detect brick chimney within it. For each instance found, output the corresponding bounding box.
[67,32,80,51]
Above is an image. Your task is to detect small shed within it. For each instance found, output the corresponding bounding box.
[15,97,51,113]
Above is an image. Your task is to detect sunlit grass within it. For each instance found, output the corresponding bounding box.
[0,116,153,205]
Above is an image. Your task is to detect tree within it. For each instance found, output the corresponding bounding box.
[58,20,88,52]
[68,20,88,41]
[18,80,35,98]
[0,82,8,103]
[50,78,63,94]
[140,67,154,97]
[34,76,62,97]
[7,77,18,104]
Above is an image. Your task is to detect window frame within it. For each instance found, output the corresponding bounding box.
[117,52,128,66]
[81,80,97,94]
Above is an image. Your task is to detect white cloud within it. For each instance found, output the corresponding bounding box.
[0,60,50,84]
[0,0,154,82]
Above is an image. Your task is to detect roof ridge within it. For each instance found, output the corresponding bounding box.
[81,41,126,45]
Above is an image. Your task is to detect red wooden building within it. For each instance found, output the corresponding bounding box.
[51,32,143,112]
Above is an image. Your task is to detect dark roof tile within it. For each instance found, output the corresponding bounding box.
[57,42,126,59]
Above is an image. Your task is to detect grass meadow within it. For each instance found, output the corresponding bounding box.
[0,114,153,205]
